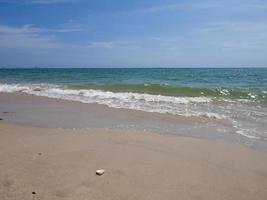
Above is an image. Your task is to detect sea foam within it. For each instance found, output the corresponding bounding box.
[0,83,223,119]
[1,83,265,140]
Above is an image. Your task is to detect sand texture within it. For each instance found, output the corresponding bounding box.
[1,122,267,200]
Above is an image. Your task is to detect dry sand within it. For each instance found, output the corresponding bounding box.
[1,122,267,200]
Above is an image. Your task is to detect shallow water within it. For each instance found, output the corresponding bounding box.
[0,68,266,140]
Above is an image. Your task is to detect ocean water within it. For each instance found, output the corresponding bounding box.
[0,68,267,140]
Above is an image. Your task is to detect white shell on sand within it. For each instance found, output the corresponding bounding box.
[96,169,105,176]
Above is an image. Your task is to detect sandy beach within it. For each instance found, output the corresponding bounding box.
[1,1,267,199]
[1,120,267,199]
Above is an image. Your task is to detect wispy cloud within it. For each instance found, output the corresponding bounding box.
[131,2,221,15]
[150,21,267,51]
[131,1,267,15]
[0,24,80,34]
[87,41,140,50]
[0,24,69,49]
[0,24,140,51]
[133,3,182,15]
[196,21,267,50]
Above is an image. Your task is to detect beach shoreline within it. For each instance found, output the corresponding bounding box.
[1,1,267,198]
[1,92,266,152]
[1,92,267,199]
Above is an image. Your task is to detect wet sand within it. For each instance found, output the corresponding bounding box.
[1,93,267,199]
[1,122,267,200]
[1,93,266,151]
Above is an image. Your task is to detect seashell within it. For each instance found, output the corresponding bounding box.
[96,169,105,176]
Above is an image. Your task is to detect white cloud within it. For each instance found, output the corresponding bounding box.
[0,24,140,51]
[0,24,80,34]
[0,24,65,49]
[87,42,114,49]
[87,41,140,50]
[131,1,267,15]
[133,3,182,15]
[131,2,221,15]
[150,21,267,52]
[195,21,267,50]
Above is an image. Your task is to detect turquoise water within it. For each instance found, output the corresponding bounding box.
[0,68,267,140]
[0,68,266,103]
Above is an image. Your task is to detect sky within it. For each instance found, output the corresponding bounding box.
[0,0,267,68]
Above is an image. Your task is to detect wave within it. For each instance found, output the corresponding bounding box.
[1,83,265,140]
[68,83,267,103]
[0,83,227,119]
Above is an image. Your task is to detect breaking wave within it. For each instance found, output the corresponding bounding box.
[1,83,266,140]
[0,83,225,119]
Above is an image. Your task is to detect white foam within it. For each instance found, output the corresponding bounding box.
[248,93,257,99]
[236,130,260,139]
[219,89,230,96]
[232,120,261,140]
[0,83,225,120]
[0,84,29,93]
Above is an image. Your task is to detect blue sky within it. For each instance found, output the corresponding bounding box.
[0,0,267,67]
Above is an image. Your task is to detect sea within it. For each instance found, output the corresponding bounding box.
[0,68,267,142]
